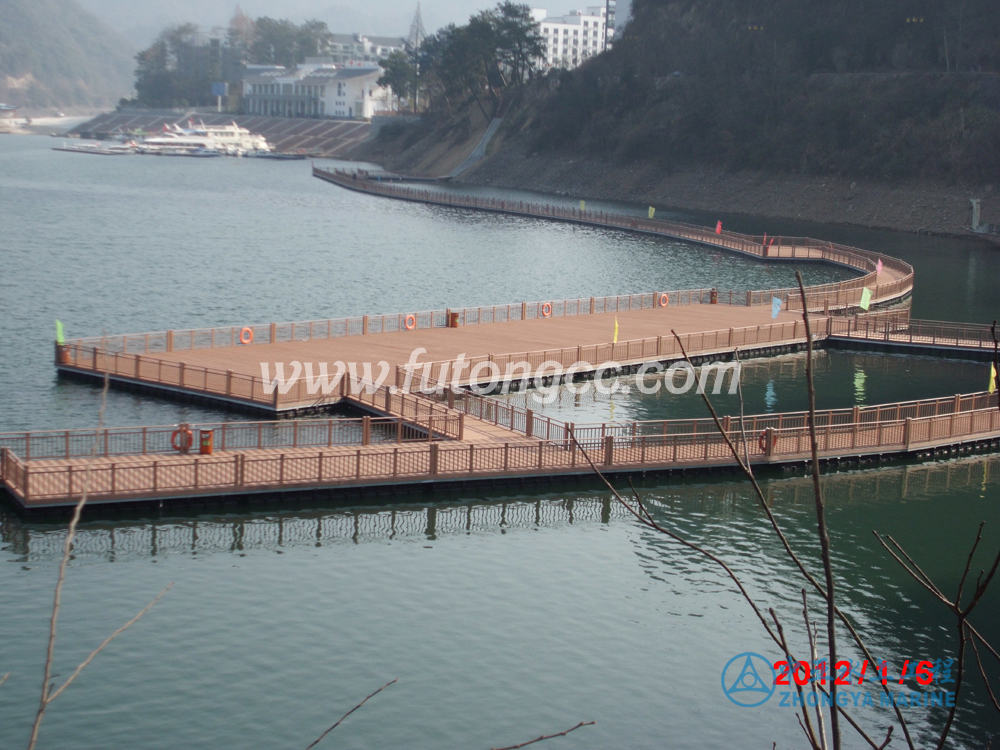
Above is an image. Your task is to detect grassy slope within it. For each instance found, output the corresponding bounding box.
[0,0,136,107]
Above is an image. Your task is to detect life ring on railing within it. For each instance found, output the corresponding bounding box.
[171,428,193,453]
[404,314,417,330]
[659,293,669,308]
[541,302,552,318]
[239,327,254,345]
[757,430,775,453]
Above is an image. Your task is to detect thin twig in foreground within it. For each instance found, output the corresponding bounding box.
[490,721,595,750]
[795,270,840,750]
[0,673,9,689]
[46,584,173,703]
[305,678,398,749]
[669,330,913,748]
[972,635,1000,713]
[28,371,110,750]
[26,370,173,750]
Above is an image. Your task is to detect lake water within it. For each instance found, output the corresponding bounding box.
[1,135,999,748]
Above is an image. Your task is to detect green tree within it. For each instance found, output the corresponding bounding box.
[378,50,417,108]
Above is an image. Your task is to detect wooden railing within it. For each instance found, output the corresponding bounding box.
[402,316,822,391]
[404,309,916,394]
[58,172,914,357]
[831,318,999,350]
[55,342,462,430]
[5,398,999,505]
[315,166,914,313]
[0,415,457,462]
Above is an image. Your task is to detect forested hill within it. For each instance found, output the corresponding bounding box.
[522,0,1000,183]
[0,0,135,108]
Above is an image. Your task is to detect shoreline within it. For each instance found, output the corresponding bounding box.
[459,144,1000,241]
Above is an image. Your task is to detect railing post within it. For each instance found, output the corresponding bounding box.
[429,443,439,475]
[525,409,534,438]
[362,416,371,446]
[362,315,369,335]
[904,418,913,450]
[604,435,614,466]
[166,330,173,352]
[459,413,465,441]
[270,322,277,343]
[764,427,776,457]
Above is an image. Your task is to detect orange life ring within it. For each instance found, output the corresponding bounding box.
[171,428,193,452]
[758,430,775,453]
[404,314,417,330]
[239,327,253,345]
[659,293,669,307]
[541,302,552,318]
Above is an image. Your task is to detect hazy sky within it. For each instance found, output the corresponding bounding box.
[76,0,627,48]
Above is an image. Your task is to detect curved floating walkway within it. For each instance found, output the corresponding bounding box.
[9,168,996,512]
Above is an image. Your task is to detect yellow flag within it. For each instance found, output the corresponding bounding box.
[990,364,997,395]
[648,206,655,219]
[579,200,586,211]
[613,316,619,344]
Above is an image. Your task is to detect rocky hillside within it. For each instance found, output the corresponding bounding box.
[0,0,136,108]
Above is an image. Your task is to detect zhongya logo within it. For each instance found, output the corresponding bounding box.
[721,652,777,707]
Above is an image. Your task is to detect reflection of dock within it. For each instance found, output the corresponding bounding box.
[6,456,996,561]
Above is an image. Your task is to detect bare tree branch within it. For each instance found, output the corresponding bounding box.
[972,634,1000,713]
[305,678,398,749]
[771,608,820,750]
[46,584,174,703]
[26,370,171,750]
[795,270,841,750]
[490,721,595,750]
[0,673,8,689]
[669,329,915,748]
[956,522,986,609]
[802,591,828,750]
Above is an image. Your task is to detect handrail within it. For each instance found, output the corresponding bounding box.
[315,166,914,313]
[402,310,910,391]
[7,402,999,505]
[58,171,914,354]
[0,415,457,462]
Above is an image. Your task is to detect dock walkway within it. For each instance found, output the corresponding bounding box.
[9,173,1000,511]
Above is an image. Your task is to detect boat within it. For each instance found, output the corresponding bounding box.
[51,141,134,155]
[137,121,272,156]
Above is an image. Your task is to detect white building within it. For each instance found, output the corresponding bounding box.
[243,60,392,120]
[532,6,614,70]
[327,34,408,65]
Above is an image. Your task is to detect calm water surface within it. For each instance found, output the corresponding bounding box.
[2,135,1000,748]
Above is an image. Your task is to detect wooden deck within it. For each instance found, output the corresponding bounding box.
[4,391,999,510]
[13,173,1000,511]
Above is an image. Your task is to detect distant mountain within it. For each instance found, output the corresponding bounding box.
[0,0,136,108]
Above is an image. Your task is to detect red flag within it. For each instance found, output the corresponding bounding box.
[715,220,722,234]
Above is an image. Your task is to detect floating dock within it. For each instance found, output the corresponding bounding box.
[5,176,1000,512]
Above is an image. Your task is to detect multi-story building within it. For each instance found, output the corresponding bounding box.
[326,34,408,65]
[242,60,391,119]
[532,5,615,70]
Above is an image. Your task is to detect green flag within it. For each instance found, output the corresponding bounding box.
[859,288,872,311]
[579,200,586,211]
[648,206,655,219]
[55,320,65,344]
